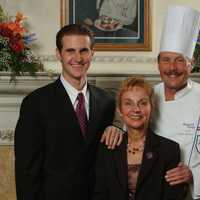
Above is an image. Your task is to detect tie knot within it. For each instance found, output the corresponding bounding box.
[77,92,84,103]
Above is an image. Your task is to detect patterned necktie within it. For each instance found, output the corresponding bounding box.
[75,93,88,136]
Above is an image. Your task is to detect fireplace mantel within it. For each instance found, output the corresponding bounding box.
[0,72,199,145]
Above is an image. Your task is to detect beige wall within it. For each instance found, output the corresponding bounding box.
[1,0,200,74]
[0,1,200,198]
[0,146,15,200]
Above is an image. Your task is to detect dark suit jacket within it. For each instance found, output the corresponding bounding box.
[93,130,186,200]
[15,78,115,200]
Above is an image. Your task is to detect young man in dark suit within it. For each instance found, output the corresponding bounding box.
[14,24,119,200]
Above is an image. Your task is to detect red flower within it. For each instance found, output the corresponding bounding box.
[14,33,22,40]
[10,40,24,53]
[0,26,13,38]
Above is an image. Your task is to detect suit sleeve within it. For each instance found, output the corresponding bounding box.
[15,95,44,200]
[92,143,108,200]
[104,98,116,127]
[98,96,116,136]
[163,143,187,200]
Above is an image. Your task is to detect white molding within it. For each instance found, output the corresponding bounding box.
[93,55,156,63]
[0,72,200,94]
[0,72,199,145]
[0,72,161,94]
[38,54,157,63]
[0,72,57,94]
[38,55,57,62]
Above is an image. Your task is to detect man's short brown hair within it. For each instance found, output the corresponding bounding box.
[56,24,95,51]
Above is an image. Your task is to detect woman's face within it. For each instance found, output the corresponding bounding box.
[118,86,152,131]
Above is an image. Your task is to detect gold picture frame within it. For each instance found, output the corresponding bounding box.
[60,0,152,51]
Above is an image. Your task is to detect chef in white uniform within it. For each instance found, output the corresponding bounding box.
[151,6,200,200]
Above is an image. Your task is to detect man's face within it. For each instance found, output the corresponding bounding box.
[56,35,94,83]
[158,52,192,92]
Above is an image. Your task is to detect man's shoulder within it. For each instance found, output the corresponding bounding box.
[154,82,163,90]
[153,132,180,151]
[191,80,200,89]
[188,80,200,97]
[157,134,179,146]
[23,79,59,102]
[89,84,114,101]
[153,82,164,99]
[154,133,179,148]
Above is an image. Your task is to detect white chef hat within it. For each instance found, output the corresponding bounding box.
[160,5,200,59]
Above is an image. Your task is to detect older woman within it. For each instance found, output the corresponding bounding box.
[93,77,186,200]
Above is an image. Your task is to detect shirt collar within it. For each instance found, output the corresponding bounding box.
[60,75,88,106]
[161,79,193,101]
[175,79,193,100]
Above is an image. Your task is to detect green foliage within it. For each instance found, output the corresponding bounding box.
[0,35,43,82]
[192,43,200,73]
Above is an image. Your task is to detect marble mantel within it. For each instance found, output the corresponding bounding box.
[0,72,160,94]
[0,72,200,145]
[1,72,200,94]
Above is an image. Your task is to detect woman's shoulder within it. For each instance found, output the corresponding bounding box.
[151,131,180,150]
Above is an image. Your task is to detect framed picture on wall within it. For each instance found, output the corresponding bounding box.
[60,0,151,51]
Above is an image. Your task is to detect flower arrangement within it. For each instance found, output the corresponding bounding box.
[192,32,200,73]
[0,5,43,81]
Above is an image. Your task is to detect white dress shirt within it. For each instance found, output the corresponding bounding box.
[60,75,89,119]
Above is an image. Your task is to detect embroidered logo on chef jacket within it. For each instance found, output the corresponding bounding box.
[180,122,196,136]
[182,122,195,129]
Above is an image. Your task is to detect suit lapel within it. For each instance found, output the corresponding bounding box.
[53,78,85,142]
[111,131,160,192]
[54,81,104,144]
[86,85,100,143]
[113,135,128,191]
[136,130,159,188]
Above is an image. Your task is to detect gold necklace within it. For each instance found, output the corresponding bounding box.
[127,137,146,154]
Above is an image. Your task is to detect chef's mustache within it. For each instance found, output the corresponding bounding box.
[164,69,182,76]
